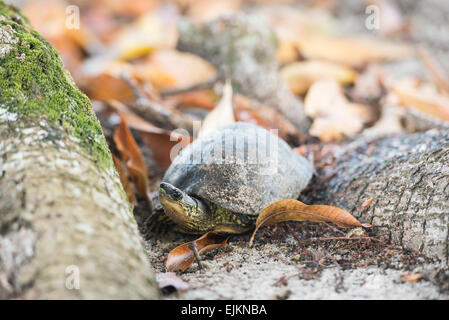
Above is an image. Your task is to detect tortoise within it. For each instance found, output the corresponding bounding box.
[158,122,313,234]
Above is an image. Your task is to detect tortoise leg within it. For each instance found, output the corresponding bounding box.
[144,209,178,234]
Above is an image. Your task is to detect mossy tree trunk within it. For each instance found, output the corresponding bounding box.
[0,2,158,299]
[303,129,449,264]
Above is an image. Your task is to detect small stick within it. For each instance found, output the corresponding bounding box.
[189,242,203,270]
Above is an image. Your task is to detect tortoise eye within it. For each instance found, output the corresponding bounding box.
[171,189,182,201]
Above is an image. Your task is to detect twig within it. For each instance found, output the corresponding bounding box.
[325,251,344,293]
[189,242,203,270]
[302,236,380,243]
[285,224,302,250]
[159,76,218,97]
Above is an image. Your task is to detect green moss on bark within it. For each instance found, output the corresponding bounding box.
[0,2,111,169]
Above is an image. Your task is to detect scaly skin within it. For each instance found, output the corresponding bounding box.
[159,182,256,234]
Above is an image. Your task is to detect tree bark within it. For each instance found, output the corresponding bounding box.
[303,129,449,264]
[0,2,158,299]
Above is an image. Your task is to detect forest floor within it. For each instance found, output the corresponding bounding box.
[141,0,449,299]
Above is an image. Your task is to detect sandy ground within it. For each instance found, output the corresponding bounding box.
[143,223,448,299]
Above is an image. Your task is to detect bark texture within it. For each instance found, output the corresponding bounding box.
[0,2,158,299]
[303,129,449,264]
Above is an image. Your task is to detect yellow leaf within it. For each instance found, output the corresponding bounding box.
[281,60,357,95]
[249,199,363,247]
[296,35,412,67]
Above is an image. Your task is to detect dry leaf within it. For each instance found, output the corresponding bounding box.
[83,72,135,105]
[166,90,217,111]
[362,104,405,136]
[198,81,235,138]
[296,35,412,67]
[112,154,137,206]
[281,60,357,95]
[276,41,299,65]
[361,199,373,210]
[234,95,305,143]
[155,272,190,293]
[108,100,192,169]
[249,199,363,247]
[305,80,373,141]
[391,78,449,121]
[133,49,217,92]
[186,0,242,22]
[113,114,152,207]
[111,11,178,61]
[417,48,449,94]
[401,271,422,283]
[166,232,230,272]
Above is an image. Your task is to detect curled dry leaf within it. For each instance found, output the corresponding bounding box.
[296,35,412,67]
[166,232,230,272]
[198,81,235,138]
[305,79,373,141]
[391,77,449,121]
[113,114,152,208]
[155,272,190,293]
[249,199,363,247]
[281,60,357,95]
[108,100,192,169]
[112,154,137,206]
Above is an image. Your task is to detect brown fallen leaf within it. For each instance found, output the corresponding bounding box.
[113,114,152,208]
[112,154,137,206]
[234,95,306,144]
[281,60,357,96]
[108,100,192,169]
[249,199,363,247]
[401,271,422,283]
[391,77,449,121]
[133,49,217,92]
[82,72,136,105]
[296,34,412,67]
[166,232,230,272]
[166,90,217,111]
[155,272,190,293]
[305,79,373,141]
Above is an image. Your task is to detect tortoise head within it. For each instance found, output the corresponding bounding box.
[159,182,210,233]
